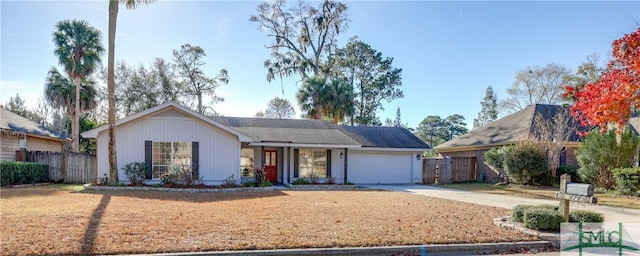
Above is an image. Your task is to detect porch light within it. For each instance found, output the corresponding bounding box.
[340,152,344,159]
[416,154,422,160]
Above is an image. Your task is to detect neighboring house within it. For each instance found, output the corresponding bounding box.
[435,104,581,182]
[82,102,429,185]
[0,106,70,161]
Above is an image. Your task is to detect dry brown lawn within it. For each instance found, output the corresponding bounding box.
[0,185,537,255]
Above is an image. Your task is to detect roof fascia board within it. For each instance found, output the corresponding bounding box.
[247,142,361,148]
[350,147,429,152]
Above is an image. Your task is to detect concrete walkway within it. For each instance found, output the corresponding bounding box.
[363,184,640,223]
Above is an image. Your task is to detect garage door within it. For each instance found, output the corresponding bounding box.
[348,151,413,184]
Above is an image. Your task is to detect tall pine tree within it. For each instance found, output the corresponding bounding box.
[473,86,498,129]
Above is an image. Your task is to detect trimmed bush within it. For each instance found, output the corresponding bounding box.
[503,142,549,185]
[569,210,604,223]
[512,205,533,222]
[512,204,558,222]
[556,165,580,183]
[0,161,49,186]
[612,167,640,196]
[122,162,147,186]
[523,207,563,231]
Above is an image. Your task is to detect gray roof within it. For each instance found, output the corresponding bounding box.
[0,106,69,141]
[436,104,580,151]
[339,126,431,149]
[213,117,361,146]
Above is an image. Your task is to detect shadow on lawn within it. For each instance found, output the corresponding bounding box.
[82,194,110,255]
[79,189,289,203]
[0,184,76,199]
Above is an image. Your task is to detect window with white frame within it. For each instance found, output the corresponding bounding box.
[240,148,254,177]
[298,149,326,178]
[152,142,192,179]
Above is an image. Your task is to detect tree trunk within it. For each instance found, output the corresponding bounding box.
[108,0,119,185]
[72,76,81,153]
[197,93,203,114]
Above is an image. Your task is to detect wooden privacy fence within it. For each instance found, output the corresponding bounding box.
[423,157,476,184]
[19,151,96,184]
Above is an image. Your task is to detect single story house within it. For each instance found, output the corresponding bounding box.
[435,104,582,182]
[1,106,70,161]
[82,102,430,185]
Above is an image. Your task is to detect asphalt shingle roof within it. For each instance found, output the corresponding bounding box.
[213,117,361,146]
[339,126,431,149]
[436,104,580,151]
[0,106,68,140]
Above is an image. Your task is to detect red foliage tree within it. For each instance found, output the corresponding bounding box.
[565,27,640,134]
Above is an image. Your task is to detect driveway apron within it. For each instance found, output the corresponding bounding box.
[363,184,640,223]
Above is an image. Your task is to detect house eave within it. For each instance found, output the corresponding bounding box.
[351,147,430,152]
[247,142,361,148]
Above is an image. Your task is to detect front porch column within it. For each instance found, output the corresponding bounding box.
[287,147,291,184]
[343,148,348,184]
[261,146,265,167]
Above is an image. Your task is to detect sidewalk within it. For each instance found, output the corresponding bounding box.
[362,184,640,223]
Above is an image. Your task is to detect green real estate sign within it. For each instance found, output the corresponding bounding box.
[561,222,640,256]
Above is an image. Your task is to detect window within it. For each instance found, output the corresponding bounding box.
[241,148,254,177]
[152,142,192,179]
[297,149,326,178]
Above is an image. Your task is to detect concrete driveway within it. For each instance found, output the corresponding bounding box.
[363,184,640,223]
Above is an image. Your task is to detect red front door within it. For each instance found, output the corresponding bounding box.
[264,150,278,183]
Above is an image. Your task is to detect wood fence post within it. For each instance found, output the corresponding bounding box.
[559,174,571,222]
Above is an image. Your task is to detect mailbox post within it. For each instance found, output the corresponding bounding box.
[555,174,597,222]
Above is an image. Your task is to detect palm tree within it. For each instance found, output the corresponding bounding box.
[297,76,327,120]
[44,68,99,128]
[325,79,354,124]
[296,77,355,124]
[53,19,104,153]
[108,0,155,184]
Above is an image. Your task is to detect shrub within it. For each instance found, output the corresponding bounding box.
[512,205,533,222]
[306,171,320,184]
[242,181,258,187]
[325,176,336,184]
[254,167,266,184]
[576,129,638,190]
[512,204,558,222]
[484,146,511,170]
[556,165,580,183]
[173,165,200,186]
[503,142,549,185]
[0,161,49,186]
[569,210,604,223]
[122,162,146,186]
[523,207,563,231]
[292,178,310,185]
[612,167,640,196]
[160,172,178,186]
[222,174,238,187]
[259,180,272,187]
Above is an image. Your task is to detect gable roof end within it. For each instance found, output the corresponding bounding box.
[81,102,252,142]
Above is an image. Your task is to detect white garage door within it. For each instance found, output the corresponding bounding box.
[348,151,413,184]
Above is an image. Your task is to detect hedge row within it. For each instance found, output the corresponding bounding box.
[512,204,603,231]
[0,161,49,186]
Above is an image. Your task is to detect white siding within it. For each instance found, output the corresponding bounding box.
[348,151,422,184]
[96,113,240,184]
[282,147,346,184]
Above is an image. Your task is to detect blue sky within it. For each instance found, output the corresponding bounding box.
[1,1,639,129]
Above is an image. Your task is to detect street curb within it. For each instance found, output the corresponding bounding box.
[122,241,554,256]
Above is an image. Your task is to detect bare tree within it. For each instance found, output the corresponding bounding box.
[263,97,295,119]
[250,0,348,84]
[531,106,578,177]
[500,63,571,114]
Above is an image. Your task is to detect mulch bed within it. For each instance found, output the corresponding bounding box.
[0,185,538,255]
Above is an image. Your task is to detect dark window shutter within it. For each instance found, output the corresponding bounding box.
[192,142,199,179]
[326,150,331,177]
[294,149,299,178]
[144,141,152,179]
